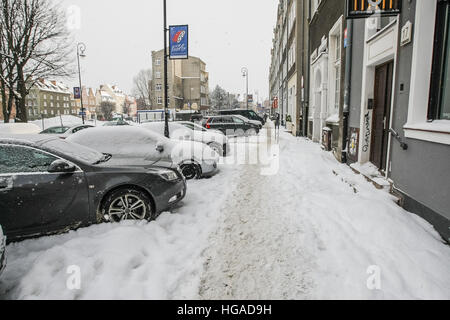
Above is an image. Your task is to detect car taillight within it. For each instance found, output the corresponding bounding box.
[206,121,211,129]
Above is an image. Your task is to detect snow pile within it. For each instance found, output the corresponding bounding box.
[0,165,237,300]
[30,116,103,130]
[0,123,41,135]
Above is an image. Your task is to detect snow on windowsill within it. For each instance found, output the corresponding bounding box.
[404,120,450,134]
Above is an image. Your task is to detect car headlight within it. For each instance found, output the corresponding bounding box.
[158,170,179,181]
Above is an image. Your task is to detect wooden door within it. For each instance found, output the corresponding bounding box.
[370,61,394,171]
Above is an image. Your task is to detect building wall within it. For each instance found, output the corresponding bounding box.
[390,0,450,242]
[308,0,346,158]
[151,50,210,111]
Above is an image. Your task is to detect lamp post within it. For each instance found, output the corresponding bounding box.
[77,42,86,124]
[241,67,249,110]
[163,0,170,138]
[190,87,193,111]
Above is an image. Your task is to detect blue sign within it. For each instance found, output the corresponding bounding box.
[74,87,81,99]
[79,112,86,116]
[169,25,189,60]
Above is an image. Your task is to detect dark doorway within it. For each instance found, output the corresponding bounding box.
[370,61,394,171]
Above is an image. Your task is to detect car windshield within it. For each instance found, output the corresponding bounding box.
[181,122,207,132]
[42,127,70,134]
[39,138,105,164]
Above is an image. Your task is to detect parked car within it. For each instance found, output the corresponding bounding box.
[40,124,94,138]
[0,135,186,242]
[67,126,219,180]
[141,121,230,156]
[0,123,41,135]
[0,225,5,276]
[232,114,263,129]
[218,109,265,125]
[203,115,260,137]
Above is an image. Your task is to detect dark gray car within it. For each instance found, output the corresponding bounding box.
[0,136,186,243]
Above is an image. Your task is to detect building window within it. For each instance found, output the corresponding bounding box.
[429,1,450,120]
[155,59,161,66]
[334,33,341,111]
[157,97,163,105]
[156,84,162,91]
[156,72,161,79]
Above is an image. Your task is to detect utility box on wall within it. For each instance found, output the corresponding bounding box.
[322,127,332,151]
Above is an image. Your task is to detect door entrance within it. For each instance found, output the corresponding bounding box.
[370,61,394,171]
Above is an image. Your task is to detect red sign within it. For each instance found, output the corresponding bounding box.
[272,97,279,109]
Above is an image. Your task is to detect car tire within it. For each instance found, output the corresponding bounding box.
[180,163,202,180]
[102,188,153,223]
[208,142,224,156]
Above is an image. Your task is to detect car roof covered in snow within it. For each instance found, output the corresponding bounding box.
[0,134,104,164]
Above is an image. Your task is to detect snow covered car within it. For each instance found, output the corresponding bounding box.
[40,124,94,138]
[141,121,230,156]
[67,126,219,180]
[0,123,41,135]
[0,135,186,242]
[0,225,5,276]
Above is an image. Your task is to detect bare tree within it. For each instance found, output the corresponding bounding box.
[122,100,131,116]
[100,101,115,121]
[0,0,74,122]
[132,69,152,109]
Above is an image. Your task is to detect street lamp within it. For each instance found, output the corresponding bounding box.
[241,67,249,110]
[77,42,86,124]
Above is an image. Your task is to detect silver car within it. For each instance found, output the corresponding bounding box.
[67,126,219,180]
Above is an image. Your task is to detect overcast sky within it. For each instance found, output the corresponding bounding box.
[61,0,278,102]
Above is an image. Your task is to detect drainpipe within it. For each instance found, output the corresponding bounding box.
[342,19,353,164]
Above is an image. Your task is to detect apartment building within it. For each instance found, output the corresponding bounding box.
[24,79,71,120]
[150,49,210,111]
[269,0,450,243]
[269,0,309,136]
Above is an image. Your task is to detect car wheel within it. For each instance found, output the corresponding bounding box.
[247,128,257,136]
[180,163,201,180]
[208,142,224,156]
[103,188,153,222]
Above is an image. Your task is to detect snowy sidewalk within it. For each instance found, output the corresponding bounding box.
[199,131,450,300]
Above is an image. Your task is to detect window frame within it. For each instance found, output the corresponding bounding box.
[428,0,450,121]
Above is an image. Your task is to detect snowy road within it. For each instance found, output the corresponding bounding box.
[1,125,449,300]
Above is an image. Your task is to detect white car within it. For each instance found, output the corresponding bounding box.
[0,123,41,135]
[141,121,230,156]
[67,126,219,180]
[40,124,94,138]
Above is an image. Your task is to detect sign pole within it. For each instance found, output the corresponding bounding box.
[163,0,170,138]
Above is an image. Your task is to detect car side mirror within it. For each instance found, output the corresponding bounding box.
[156,143,165,153]
[48,160,76,173]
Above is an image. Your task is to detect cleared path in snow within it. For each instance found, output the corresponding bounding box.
[199,127,450,300]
